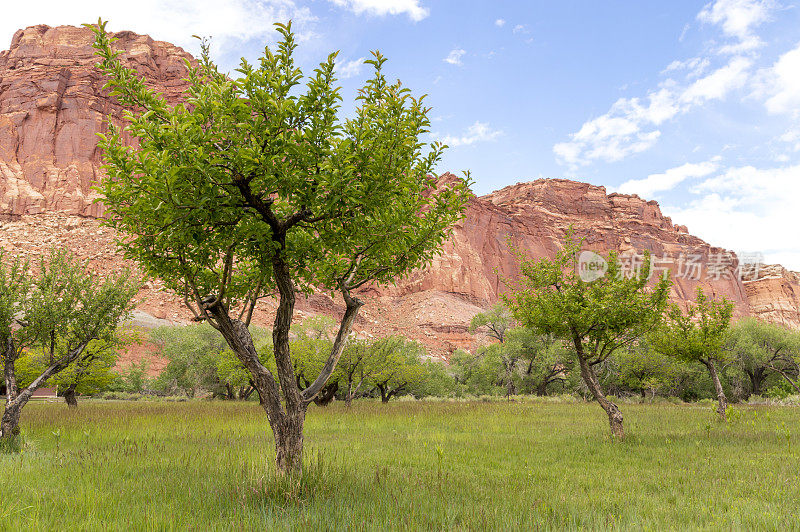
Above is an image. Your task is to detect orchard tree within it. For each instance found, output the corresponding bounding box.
[727,318,800,396]
[651,288,733,420]
[504,233,670,438]
[90,21,469,473]
[338,338,383,407]
[1,248,137,444]
[17,336,128,407]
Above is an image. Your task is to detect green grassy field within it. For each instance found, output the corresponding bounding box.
[1,398,798,530]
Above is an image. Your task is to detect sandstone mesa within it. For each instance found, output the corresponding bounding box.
[1,25,798,368]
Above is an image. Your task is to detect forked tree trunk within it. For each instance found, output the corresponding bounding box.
[206,277,362,475]
[573,336,624,438]
[704,359,728,421]
[64,385,78,408]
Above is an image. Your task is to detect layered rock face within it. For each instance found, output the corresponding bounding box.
[0,25,192,217]
[377,178,751,311]
[0,25,798,365]
[743,265,800,329]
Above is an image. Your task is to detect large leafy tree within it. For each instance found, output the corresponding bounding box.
[469,304,518,396]
[504,233,670,438]
[511,329,571,397]
[651,288,734,420]
[1,248,137,444]
[368,336,426,403]
[726,318,800,397]
[90,21,469,473]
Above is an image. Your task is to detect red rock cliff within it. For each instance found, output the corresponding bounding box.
[0,25,797,363]
[0,25,192,217]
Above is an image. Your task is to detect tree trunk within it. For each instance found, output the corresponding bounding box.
[749,368,765,397]
[377,383,390,403]
[204,249,362,475]
[2,337,88,444]
[64,385,78,408]
[0,402,22,444]
[536,379,548,396]
[573,335,624,438]
[272,408,306,474]
[704,359,727,421]
[1,337,21,444]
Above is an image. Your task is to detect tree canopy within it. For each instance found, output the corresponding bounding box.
[90,19,469,473]
[504,232,671,438]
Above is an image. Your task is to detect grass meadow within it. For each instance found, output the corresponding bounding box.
[1,398,799,530]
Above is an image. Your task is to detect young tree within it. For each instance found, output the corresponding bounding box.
[1,248,137,444]
[90,21,468,473]
[651,288,734,420]
[504,234,670,438]
[726,318,800,396]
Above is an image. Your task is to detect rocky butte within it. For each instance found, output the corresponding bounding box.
[1,25,798,366]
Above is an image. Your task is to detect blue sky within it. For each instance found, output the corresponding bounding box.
[3,0,799,268]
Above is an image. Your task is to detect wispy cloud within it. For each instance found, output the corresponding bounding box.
[327,0,429,21]
[666,162,800,267]
[697,0,774,54]
[435,121,503,147]
[443,48,466,66]
[495,18,506,27]
[755,42,800,115]
[336,56,365,79]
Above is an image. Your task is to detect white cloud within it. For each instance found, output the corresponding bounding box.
[697,0,773,53]
[553,88,677,166]
[0,0,316,59]
[617,159,720,197]
[663,57,711,78]
[553,0,769,168]
[779,128,800,151]
[336,56,365,79]
[328,0,429,21]
[512,24,528,34]
[436,121,502,147]
[756,42,800,115]
[680,56,751,104]
[443,48,466,66]
[666,163,800,268]
[495,18,506,27]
